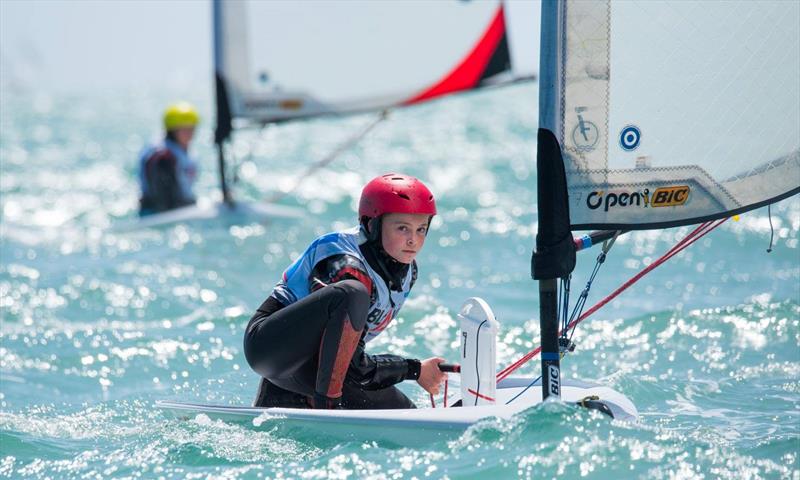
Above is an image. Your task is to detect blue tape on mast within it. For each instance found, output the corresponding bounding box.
[541,352,560,361]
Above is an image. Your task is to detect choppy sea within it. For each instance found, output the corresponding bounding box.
[1,83,798,479]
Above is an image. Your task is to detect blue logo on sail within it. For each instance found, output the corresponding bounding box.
[619,125,641,151]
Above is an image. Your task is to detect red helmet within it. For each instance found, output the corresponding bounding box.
[359,173,437,220]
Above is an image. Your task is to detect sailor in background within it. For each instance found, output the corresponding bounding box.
[138,102,199,216]
[244,174,447,409]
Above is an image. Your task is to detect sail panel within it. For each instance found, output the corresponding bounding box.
[558,0,800,230]
[215,0,536,124]
[403,6,509,105]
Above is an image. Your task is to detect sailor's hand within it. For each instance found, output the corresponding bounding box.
[417,357,447,395]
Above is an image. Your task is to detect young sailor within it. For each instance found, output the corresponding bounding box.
[138,102,199,216]
[244,174,447,409]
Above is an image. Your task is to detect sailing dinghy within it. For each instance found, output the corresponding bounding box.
[158,298,637,445]
[158,0,799,441]
[124,1,535,230]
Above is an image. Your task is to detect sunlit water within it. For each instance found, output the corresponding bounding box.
[1,84,798,479]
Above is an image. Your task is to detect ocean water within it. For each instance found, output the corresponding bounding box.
[1,83,798,479]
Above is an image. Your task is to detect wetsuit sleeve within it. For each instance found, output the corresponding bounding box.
[347,331,422,390]
[309,254,374,294]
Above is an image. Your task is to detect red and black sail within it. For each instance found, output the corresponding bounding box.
[404,6,512,105]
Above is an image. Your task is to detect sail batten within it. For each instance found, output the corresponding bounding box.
[554,0,800,230]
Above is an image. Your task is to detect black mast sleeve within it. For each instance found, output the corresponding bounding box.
[532,128,576,280]
[214,72,233,204]
[214,72,233,145]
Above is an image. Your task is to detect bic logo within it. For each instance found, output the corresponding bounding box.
[279,99,304,110]
[548,365,560,396]
[651,186,690,207]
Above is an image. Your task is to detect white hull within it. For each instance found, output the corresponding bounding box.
[112,200,304,232]
[157,377,637,445]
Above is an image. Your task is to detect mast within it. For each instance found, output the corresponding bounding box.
[212,0,233,205]
[532,0,575,401]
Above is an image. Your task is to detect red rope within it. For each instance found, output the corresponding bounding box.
[496,218,728,382]
[467,388,496,402]
[431,379,453,408]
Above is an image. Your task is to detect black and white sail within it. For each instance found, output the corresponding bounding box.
[534,0,800,401]
[541,0,799,231]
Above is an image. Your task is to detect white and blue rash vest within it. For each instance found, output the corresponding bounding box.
[271,226,415,342]
[138,138,198,203]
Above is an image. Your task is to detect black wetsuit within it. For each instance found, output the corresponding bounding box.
[139,146,195,215]
[244,241,421,409]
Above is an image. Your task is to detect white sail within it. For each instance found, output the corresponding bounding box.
[213,0,536,124]
[545,0,800,230]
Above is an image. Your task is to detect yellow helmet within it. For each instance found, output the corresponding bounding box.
[163,102,200,131]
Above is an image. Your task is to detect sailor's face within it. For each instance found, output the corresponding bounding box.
[173,127,195,149]
[381,213,430,264]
